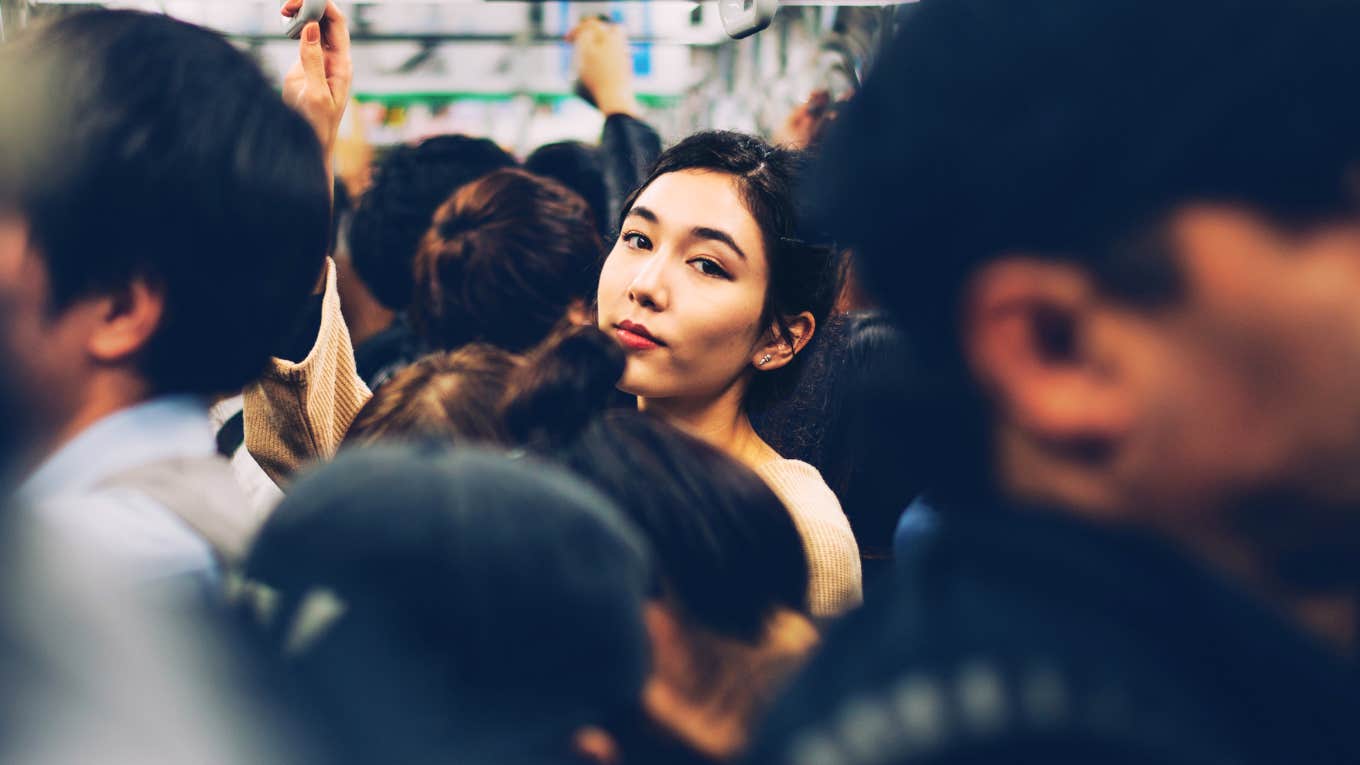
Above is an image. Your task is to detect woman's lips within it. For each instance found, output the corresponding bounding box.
[615,327,662,351]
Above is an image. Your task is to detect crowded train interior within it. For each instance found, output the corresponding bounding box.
[0,0,1357,762]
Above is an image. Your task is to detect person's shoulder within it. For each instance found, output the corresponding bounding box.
[756,459,842,511]
[29,488,217,582]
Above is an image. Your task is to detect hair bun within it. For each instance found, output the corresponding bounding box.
[501,325,627,448]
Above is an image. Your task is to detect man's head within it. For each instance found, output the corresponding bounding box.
[813,0,1360,589]
[0,11,329,442]
[348,134,516,311]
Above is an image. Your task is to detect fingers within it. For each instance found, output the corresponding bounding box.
[320,0,350,52]
[299,22,327,90]
[568,16,612,44]
[280,0,302,18]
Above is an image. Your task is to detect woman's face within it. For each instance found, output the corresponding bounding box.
[596,170,771,401]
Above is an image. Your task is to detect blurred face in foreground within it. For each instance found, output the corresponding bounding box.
[969,205,1360,593]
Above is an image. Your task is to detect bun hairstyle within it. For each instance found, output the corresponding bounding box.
[410,168,604,354]
[502,326,811,639]
[501,325,626,453]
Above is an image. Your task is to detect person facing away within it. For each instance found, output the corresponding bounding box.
[746,0,1360,763]
[409,168,604,355]
[341,344,521,449]
[347,134,516,388]
[243,445,675,765]
[503,326,820,761]
[0,5,349,584]
[595,130,862,618]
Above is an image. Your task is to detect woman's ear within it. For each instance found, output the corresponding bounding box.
[753,311,815,372]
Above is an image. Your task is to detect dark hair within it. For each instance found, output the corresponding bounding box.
[750,311,920,560]
[330,178,352,255]
[619,131,841,409]
[0,10,330,394]
[504,326,810,639]
[343,345,520,448]
[348,135,516,310]
[525,141,610,242]
[410,168,604,353]
[810,0,1360,504]
[820,312,920,558]
[245,446,653,764]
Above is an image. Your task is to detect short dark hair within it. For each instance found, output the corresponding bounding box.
[525,141,610,242]
[504,326,811,638]
[811,0,1360,503]
[410,168,604,354]
[0,10,330,394]
[620,131,841,410]
[348,135,516,310]
[343,345,520,448]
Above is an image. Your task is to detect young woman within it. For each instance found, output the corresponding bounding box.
[595,131,862,617]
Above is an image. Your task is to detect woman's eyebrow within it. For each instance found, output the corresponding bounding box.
[625,206,659,223]
[691,226,748,261]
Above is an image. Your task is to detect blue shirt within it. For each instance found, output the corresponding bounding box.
[17,396,219,583]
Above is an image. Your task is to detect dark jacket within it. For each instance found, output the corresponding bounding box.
[745,506,1360,764]
[599,113,662,228]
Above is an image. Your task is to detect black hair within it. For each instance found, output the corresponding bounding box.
[619,131,841,410]
[246,446,653,764]
[820,312,920,558]
[409,168,603,353]
[810,0,1360,505]
[0,10,330,394]
[504,326,811,639]
[525,141,610,243]
[348,135,516,310]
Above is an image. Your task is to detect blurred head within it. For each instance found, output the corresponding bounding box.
[0,11,329,445]
[410,168,604,354]
[348,135,515,311]
[343,345,520,449]
[814,0,1360,590]
[596,132,839,412]
[526,141,610,242]
[246,446,654,765]
[505,327,819,759]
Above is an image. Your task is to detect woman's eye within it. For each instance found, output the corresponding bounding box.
[621,232,653,251]
[689,258,731,279]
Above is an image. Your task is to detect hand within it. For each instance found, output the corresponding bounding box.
[281,0,353,156]
[568,17,639,117]
[774,91,834,150]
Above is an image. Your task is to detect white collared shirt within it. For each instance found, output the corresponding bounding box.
[17,396,218,582]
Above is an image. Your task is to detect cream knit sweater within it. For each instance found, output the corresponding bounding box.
[754,459,863,620]
[243,258,372,487]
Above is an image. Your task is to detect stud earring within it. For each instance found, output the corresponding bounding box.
[759,354,772,366]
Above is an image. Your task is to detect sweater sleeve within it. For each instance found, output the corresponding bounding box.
[755,460,863,620]
[243,258,372,487]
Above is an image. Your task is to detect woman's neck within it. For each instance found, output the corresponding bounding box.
[639,384,778,470]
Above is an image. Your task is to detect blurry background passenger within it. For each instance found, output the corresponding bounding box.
[597,130,861,618]
[410,167,604,353]
[526,140,612,243]
[347,135,516,387]
[504,327,819,759]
